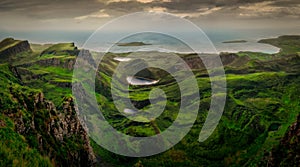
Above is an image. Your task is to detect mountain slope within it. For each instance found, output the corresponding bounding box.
[266,114,300,166]
[0,63,96,166]
[0,38,32,62]
[0,35,299,166]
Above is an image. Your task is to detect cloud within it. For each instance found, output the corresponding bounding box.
[105,0,131,3]
[0,0,299,30]
[145,7,168,12]
[1,0,299,20]
[75,9,111,20]
[0,0,105,19]
[155,0,300,18]
[104,0,170,4]
[237,1,300,19]
[174,7,223,18]
[112,0,153,3]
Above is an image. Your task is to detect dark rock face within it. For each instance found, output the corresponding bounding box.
[0,39,32,61]
[41,48,79,57]
[182,53,239,69]
[132,100,151,109]
[258,54,300,73]
[18,58,76,70]
[18,50,96,71]
[50,80,72,88]
[220,53,239,65]
[48,97,96,166]
[183,56,205,69]
[7,89,96,166]
[266,114,300,166]
[38,58,75,70]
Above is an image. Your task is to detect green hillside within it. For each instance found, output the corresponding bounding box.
[40,43,79,57]
[0,35,299,166]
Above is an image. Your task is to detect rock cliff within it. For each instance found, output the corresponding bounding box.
[0,38,32,61]
[266,114,300,166]
[7,88,96,166]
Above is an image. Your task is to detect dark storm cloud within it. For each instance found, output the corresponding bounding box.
[156,0,265,11]
[103,1,148,16]
[0,0,105,19]
[268,0,300,7]
[154,0,300,18]
[0,0,299,30]
[0,0,299,19]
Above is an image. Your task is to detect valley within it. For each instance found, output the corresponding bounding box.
[0,35,299,166]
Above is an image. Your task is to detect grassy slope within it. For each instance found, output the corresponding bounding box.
[10,43,76,105]
[0,41,87,166]
[0,64,52,166]
[43,43,76,52]
[40,43,78,56]
[0,114,52,167]
[92,36,300,166]
[0,35,299,166]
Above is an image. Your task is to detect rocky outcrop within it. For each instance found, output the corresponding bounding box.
[49,80,72,88]
[266,114,300,166]
[17,49,95,71]
[182,53,238,69]
[220,53,239,65]
[17,57,76,70]
[48,97,96,166]
[10,40,31,54]
[38,58,75,70]
[0,38,32,61]
[7,88,96,166]
[10,66,49,82]
[258,54,300,73]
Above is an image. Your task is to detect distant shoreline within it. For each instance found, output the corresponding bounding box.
[1,35,285,54]
[116,42,151,47]
[222,40,247,43]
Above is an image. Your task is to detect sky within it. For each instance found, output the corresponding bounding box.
[0,0,299,32]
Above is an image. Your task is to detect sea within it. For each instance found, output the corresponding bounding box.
[1,28,299,54]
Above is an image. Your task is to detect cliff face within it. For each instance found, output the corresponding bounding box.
[182,53,239,69]
[0,63,96,166]
[0,37,98,166]
[16,57,76,70]
[0,38,32,61]
[6,88,96,166]
[266,114,300,166]
[37,57,75,70]
[17,49,95,71]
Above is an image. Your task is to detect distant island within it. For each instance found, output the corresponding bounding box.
[222,40,247,43]
[116,42,151,46]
